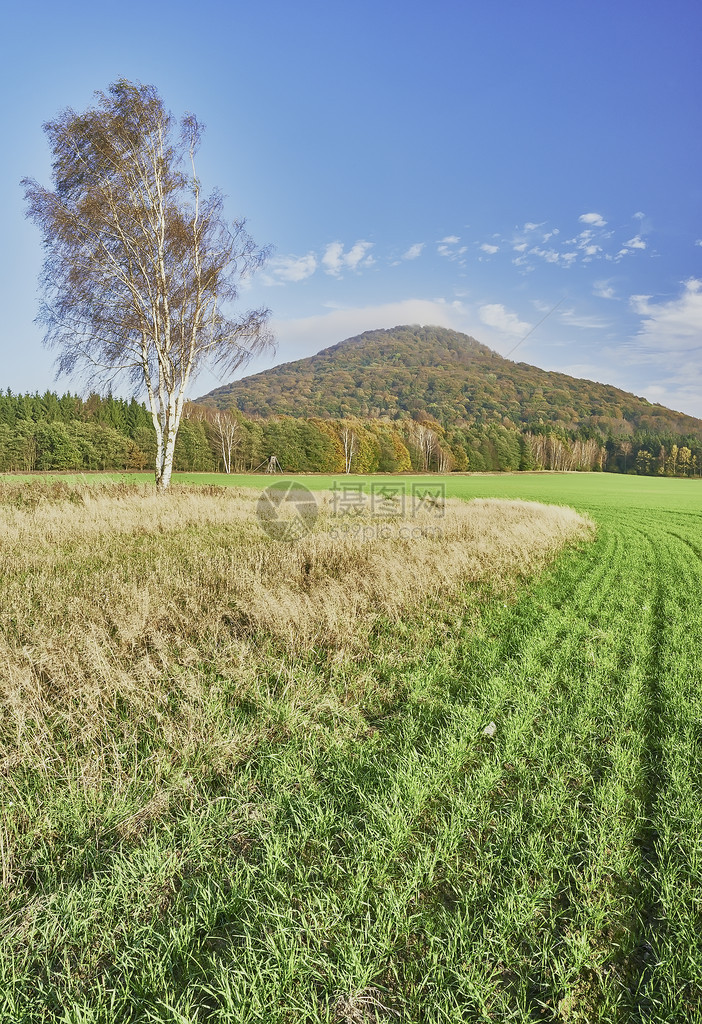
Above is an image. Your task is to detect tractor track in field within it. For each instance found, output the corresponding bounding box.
[427,505,702,1022]
[189,495,702,1024]
[597,508,702,1021]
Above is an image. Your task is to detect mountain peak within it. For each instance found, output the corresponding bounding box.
[198,324,702,439]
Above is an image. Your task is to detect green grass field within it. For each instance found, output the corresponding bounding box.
[1,472,701,1022]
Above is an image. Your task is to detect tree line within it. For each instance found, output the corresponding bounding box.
[1,390,700,477]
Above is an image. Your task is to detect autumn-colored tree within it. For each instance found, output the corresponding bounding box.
[636,449,652,475]
[665,443,679,476]
[678,446,692,477]
[23,79,272,489]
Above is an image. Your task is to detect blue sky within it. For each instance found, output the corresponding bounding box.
[3,0,702,415]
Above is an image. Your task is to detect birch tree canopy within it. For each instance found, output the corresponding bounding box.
[22,79,273,489]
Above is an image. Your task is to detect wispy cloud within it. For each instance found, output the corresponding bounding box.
[514,245,577,269]
[264,252,318,285]
[480,243,499,255]
[529,247,566,265]
[264,240,376,283]
[609,233,649,262]
[513,212,653,268]
[322,240,374,276]
[560,308,612,329]
[402,243,424,260]
[437,236,467,262]
[571,229,604,262]
[594,280,616,300]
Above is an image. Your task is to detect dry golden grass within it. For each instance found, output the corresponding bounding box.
[0,482,592,768]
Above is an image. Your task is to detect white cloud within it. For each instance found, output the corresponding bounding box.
[437,237,467,261]
[611,278,702,414]
[696,240,702,247]
[607,234,648,262]
[630,279,702,349]
[633,211,645,220]
[530,247,562,264]
[478,303,531,339]
[480,243,499,255]
[322,240,374,276]
[594,280,616,300]
[403,243,424,260]
[345,240,374,270]
[523,222,544,232]
[511,217,614,268]
[321,242,344,275]
[528,246,578,267]
[265,252,317,284]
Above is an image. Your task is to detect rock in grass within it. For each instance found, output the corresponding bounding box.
[482,721,497,738]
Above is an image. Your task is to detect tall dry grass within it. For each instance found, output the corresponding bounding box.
[0,481,592,889]
[0,482,589,659]
[0,484,592,736]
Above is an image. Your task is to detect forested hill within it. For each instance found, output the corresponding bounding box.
[198,324,702,439]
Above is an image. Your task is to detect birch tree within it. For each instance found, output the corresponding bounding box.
[408,422,440,472]
[619,440,633,474]
[340,425,358,474]
[185,402,240,473]
[213,410,240,474]
[23,80,272,490]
